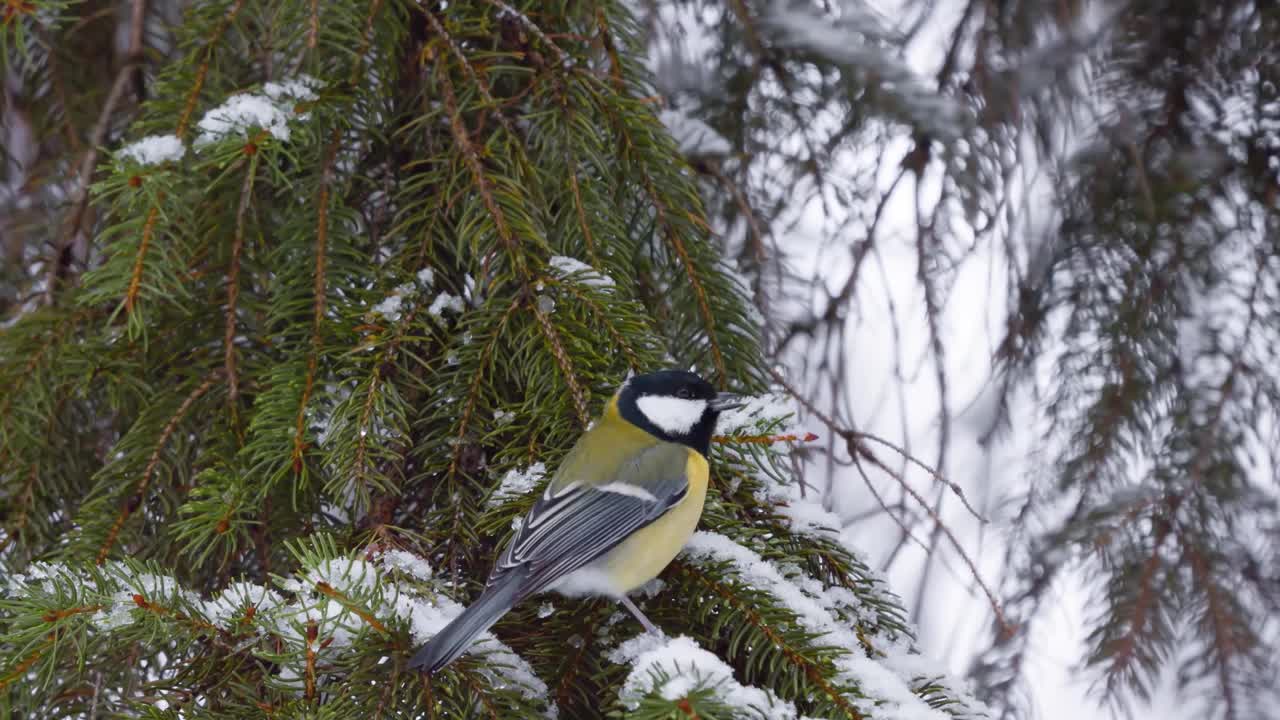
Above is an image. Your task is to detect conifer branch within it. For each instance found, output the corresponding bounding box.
[553,605,601,710]
[314,582,388,635]
[0,311,82,420]
[129,592,221,637]
[450,296,522,479]
[640,173,728,383]
[713,432,819,445]
[54,56,142,302]
[531,301,591,426]
[481,0,569,65]
[307,0,319,50]
[0,636,53,691]
[41,604,105,623]
[354,369,382,496]
[434,56,590,426]
[350,0,385,85]
[0,462,38,553]
[97,370,221,565]
[50,0,150,302]
[304,618,318,699]
[592,8,625,89]
[293,137,339,474]
[175,0,248,138]
[554,281,641,371]
[461,672,504,719]
[1105,514,1172,684]
[225,159,257,404]
[420,6,519,139]
[1186,541,1241,720]
[674,561,865,719]
[704,161,769,275]
[565,166,601,267]
[123,205,160,314]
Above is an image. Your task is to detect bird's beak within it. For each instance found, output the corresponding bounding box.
[709,392,746,411]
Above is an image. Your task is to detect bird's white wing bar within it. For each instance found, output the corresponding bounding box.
[596,482,659,501]
[543,480,582,501]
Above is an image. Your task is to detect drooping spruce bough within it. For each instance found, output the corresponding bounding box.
[1,1,985,717]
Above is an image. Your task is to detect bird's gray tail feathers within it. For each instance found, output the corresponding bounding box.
[407,576,524,673]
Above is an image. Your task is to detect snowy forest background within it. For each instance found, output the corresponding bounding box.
[3,0,1278,718]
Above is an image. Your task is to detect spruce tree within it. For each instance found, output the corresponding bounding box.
[0,1,985,717]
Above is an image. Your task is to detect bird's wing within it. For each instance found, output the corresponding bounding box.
[488,442,692,596]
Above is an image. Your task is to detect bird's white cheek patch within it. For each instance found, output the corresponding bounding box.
[636,396,708,434]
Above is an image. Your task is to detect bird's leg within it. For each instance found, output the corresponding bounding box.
[619,595,661,635]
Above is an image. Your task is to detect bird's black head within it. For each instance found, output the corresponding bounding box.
[615,370,744,456]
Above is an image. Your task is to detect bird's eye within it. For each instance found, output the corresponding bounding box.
[675,387,692,399]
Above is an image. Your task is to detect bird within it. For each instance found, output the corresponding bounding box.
[407,369,744,673]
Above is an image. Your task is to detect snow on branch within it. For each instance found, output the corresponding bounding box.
[117,135,186,166]
[683,531,973,720]
[763,5,964,140]
[609,632,804,717]
[194,75,319,148]
[2,545,552,712]
[489,462,548,508]
[659,108,733,157]
[549,255,616,290]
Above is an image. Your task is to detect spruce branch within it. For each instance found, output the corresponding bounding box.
[224,158,257,405]
[674,560,866,720]
[448,295,522,480]
[121,205,159,315]
[292,136,339,475]
[566,162,602,266]
[481,0,569,66]
[96,369,222,565]
[432,45,590,425]
[174,0,248,139]
[639,171,727,383]
[553,280,643,372]
[53,0,147,303]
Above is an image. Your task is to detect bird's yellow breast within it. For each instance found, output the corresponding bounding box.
[592,449,709,592]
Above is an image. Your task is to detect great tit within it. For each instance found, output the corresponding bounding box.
[407,370,743,673]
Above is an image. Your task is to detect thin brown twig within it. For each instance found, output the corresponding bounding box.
[308,0,319,49]
[852,432,1010,637]
[849,452,931,559]
[770,366,985,522]
[767,367,1011,636]
[854,429,985,522]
